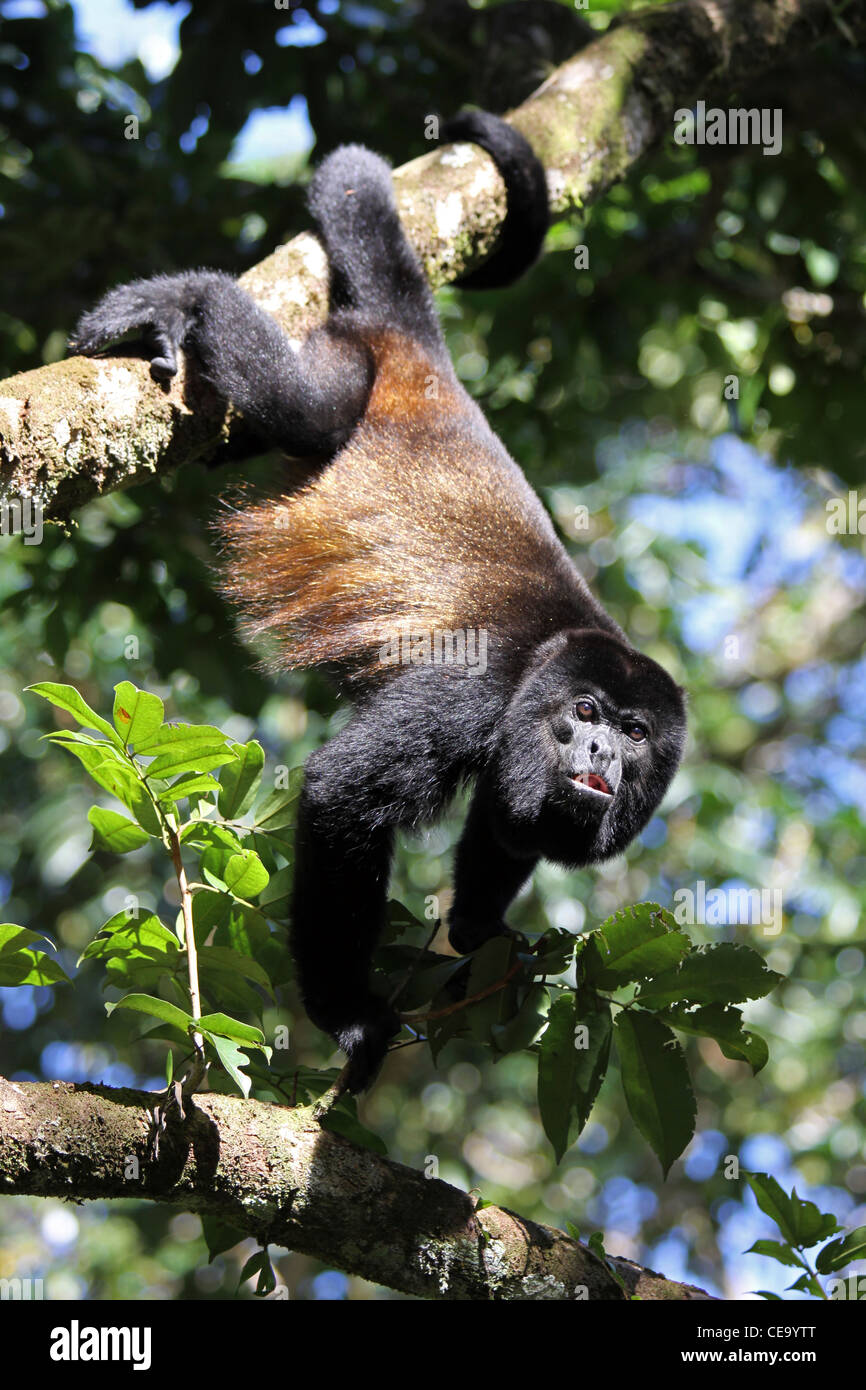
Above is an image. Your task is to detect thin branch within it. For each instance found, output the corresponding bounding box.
[400,960,522,1025]
[167,826,206,1074]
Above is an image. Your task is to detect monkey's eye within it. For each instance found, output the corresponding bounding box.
[626,723,647,743]
[575,699,596,722]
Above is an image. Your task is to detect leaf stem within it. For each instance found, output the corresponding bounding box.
[400,961,521,1025]
[168,825,204,1058]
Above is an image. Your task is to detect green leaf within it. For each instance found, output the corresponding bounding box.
[615,1011,695,1176]
[531,929,577,976]
[137,724,237,778]
[742,1173,838,1248]
[492,984,550,1054]
[136,721,232,755]
[103,956,175,993]
[201,1216,245,1263]
[196,1012,268,1048]
[585,1231,628,1294]
[257,866,294,919]
[218,740,265,818]
[237,1248,277,1297]
[192,889,235,940]
[157,772,221,806]
[223,850,269,901]
[106,993,194,1034]
[815,1227,866,1274]
[380,898,425,945]
[426,985,469,1062]
[538,992,579,1163]
[191,827,247,886]
[27,681,122,746]
[46,737,162,835]
[0,945,71,987]
[79,911,179,964]
[0,923,70,986]
[635,944,783,1010]
[203,1032,252,1097]
[212,904,294,989]
[198,945,274,997]
[786,1272,823,1297]
[582,904,691,989]
[384,950,465,1011]
[254,830,295,861]
[464,935,520,1044]
[745,1239,805,1269]
[253,770,304,831]
[0,923,55,954]
[112,682,164,747]
[659,1002,769,1072]
[88,806,152,854]
[535,983,612,1156]
[787,1189,840,1247]
[573,990,613,1131]
[200,971,265,1021]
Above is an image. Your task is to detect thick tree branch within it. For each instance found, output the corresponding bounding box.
[1,0,864,517]
[0,1075,712,1301]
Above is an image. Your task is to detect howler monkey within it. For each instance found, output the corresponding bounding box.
[73,113,687,1093]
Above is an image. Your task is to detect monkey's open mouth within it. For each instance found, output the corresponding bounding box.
[571,772,613,797]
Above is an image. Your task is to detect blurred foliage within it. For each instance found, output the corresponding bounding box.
[0,0,865,1302]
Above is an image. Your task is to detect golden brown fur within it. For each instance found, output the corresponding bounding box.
[217,329,580,678]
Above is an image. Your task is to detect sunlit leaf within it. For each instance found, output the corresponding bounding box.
[112,682,164,747]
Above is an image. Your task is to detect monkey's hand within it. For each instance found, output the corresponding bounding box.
[70,270,235,380]
[335,997,402,1094]
[448,915,526,955]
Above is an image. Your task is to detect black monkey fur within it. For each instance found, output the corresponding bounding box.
[73,113,687,1093]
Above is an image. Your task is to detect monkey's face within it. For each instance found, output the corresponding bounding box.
[492,629,686,866]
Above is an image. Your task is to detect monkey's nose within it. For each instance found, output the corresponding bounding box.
[589,734,612,766]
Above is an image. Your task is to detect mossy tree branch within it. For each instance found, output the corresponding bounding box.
[1,0,864,518]
[0,1075,714,1301]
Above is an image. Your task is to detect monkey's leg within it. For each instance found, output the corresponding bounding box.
[291,775,400,1094]
[449,788,538,953]
[307,146,449,364]
[72,270,373,457]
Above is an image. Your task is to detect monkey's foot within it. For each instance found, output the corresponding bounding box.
[335,998,401,1094]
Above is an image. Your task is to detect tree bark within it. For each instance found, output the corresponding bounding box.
[1,0,864,517]
[0,1075,713,1301]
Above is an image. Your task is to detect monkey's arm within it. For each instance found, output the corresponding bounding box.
[290,688,465,1092]
[448,785,538,953]
[69,144,449,458]
[71,270,374,457]
[291,782,399,1095]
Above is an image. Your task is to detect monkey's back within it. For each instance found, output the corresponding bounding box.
[218,329,589,678]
